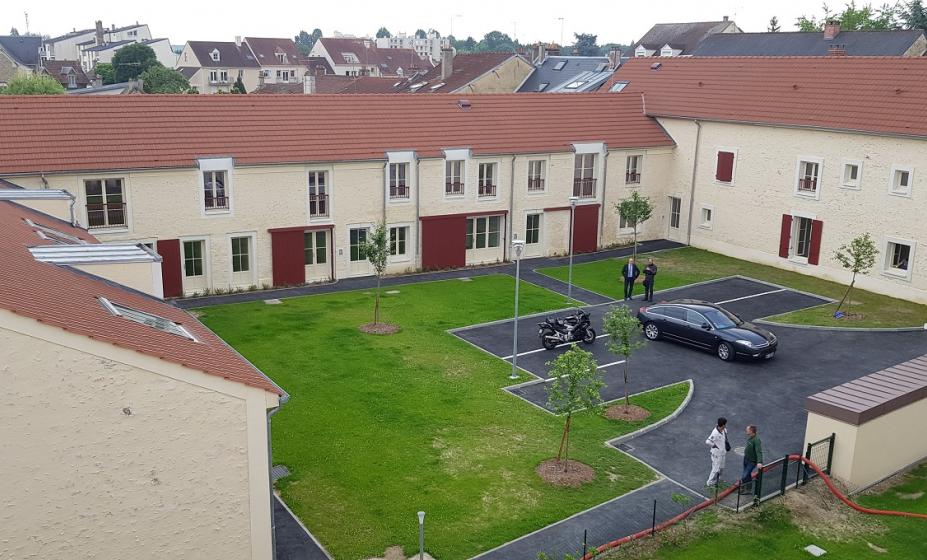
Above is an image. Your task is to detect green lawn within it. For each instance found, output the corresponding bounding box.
[198,275,690,559]
[602,463,927,559]
[538,247,927,328]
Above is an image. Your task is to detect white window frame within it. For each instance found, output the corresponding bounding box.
[524,212,542,246]
[477,161,499,200]
[794,156,823,200]
[180,236,210,281]
[386,151,415,204]
[625,154,643,186]
[527,159,547,194]
[303,230,329,266]
[228,232,257,285]
[889,165,914,197]
[210,49,220,62]
[348,226,370,263]
[81,175,130,233]
[443,148,470,198]
[841,160,862,189]
[197,157,234,217]
[307,168,332,222]
[669,196,682,230]
[466,215,502,250]
[714,147,738,186]
[882,236,915,281]
[788,212,816,265]
[388,223,412,263]
[698,204,714,230]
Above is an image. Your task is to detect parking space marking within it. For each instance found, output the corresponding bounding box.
[597,360,625,369]
[713,288,786,305]
[502,333,609,360]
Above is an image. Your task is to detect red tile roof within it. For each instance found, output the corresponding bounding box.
[606,56,927,138]
[40,60,91,88]
[0,200,282,395]
[317,37,428,75]
[0,94,673,174]
[398,52,521,93]
[244,37,300,66]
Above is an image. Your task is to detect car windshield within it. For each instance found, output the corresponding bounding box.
[701,307,741,329]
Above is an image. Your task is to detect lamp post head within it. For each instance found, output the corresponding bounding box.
[511,239,525,260]
[569,196,579,207]
[417,511,426,524]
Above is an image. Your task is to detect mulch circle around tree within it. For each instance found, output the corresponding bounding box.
[358,323,401,335]
[604,404,652,422]
[536,459,595,487]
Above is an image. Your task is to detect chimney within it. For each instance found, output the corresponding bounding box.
[440,48,454,80]
[303,72,316,94]
[827,43,847,56]
[235,35,242,47]
[824,20,841,40]
[608,48,622,70]
[95,20,104,46]
[536,43,547,64]
[723,15,729,22]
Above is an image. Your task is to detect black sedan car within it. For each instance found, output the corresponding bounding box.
[636,300,778,361]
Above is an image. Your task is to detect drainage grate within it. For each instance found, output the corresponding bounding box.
[617,443,634,452]
[271,465,291,482]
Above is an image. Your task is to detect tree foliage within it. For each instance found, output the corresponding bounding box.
[616,191,653,261]
[140,65,192,93]
[415,29,427,39]
[0,74,65,95]
[9,27,19,36]
[112,43,160,82]
[603,306,646,406]
[833,233,878,316]
[900,0,927,29]
[95,62,116,85]
[453,31,518,53]
[363,223,390,324]
[295,29,323,56]
[573,33,599,56]
[376,27,391,39]
[796,2,900,31]
[546,345,604,470]
[768,16,782,31]
[231,76,246,94]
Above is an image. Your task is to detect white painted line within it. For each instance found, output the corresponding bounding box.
[597,360,625,369]
[714,288,786,305]
[502,333,610,360]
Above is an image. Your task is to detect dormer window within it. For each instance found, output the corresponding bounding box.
[276,52,287,64]
[210,49,220,62]
[342,52,359,63]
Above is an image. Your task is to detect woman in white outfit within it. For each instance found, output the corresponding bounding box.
[705,417,728,486]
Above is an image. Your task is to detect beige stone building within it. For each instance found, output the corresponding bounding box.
[0,190,286,559]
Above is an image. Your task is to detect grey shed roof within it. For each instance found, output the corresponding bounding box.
[634,21,735,53]
[84,39,133,53]
[692,30,926,56]
[518,56,610,92]
[0,35,42,68]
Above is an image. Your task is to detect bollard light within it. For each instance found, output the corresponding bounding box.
[417,511,425,560]
[510,239,526,380]
[567,196,579,304]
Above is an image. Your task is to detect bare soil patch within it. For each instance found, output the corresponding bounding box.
[359,322,401,335]
[781,479,885,542]
[604,404,651,422]
[536,459,595,487]
[365,545,435,560]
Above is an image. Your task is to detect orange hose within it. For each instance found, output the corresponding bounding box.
[582,455,926,559]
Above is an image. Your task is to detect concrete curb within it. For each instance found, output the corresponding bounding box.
[607,379,695,447]
[754,319,927,333]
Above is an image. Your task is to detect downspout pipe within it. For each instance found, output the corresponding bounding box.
[685,120,702,246]
[598,148,609,250]
[382,160,388,224]
[266,393,289,560]
[415,154,421,269]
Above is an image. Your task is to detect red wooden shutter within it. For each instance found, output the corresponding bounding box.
[156,239,183,298]
[270,230,307,286]
[778,215,792,258]
[808,220,824,265]
[715,151,735,182]
[572,204,600,254]
[421,216,467,270]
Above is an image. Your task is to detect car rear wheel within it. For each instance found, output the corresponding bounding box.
[643,322,661,341]
[717,341,735,361]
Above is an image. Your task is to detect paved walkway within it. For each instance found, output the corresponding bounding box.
[174,239,681,308]
[273,495,331,560]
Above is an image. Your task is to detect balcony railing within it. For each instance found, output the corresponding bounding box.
[309,193,329,217]
[625,171,641,184]
[390,183,410,199]
[478,183,497,197]
[527,178,545,191]
[204,195,229,210]
[86,202,127,229]
[573,177,597,198]
[798,177,818,192]
[445,181,464,195]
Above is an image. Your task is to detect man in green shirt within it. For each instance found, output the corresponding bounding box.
[740,425,763,492]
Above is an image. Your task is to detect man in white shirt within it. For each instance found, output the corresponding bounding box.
[705,417,728,487]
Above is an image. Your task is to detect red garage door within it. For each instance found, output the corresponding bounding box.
[270,229,306,287]
[573,204,600,254]
[421,216,467,270]
[156,239,183,298]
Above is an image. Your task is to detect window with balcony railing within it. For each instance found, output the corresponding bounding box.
[308,171,329,217]
[445,160,464,196]
[797,160,820,195]
[573,153,597,197]
[85,178,127,229]
[203,171,229,211]
[390,163,410,199]
[626,155,642,184]
[478,163,497,197]
[528,160,545,192]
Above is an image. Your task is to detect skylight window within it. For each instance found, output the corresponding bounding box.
[409,81,428,91]
[100,297,197,341]
[430,82,446,90]
[553,61,567,70]
[609,80,629,93]
[565,80,588,89]
[25,219,86,245]
[537,82,549,92]
[342,52,359,63]
[595,62,608,72]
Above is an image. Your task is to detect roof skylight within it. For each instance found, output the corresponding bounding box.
[609,80,629,93]
[553,61,567,70]
[100,297,197,341]
[537,82,549,92]
[565,80,588,89]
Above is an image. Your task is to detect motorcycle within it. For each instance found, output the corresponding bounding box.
[538,310,596,350]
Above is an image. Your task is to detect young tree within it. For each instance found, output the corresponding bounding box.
[900,0,927,29]
[616,191,653,262]
[0,75,65,95]
[231,76,247,94]
[797,1,899,30]
[362,223,389,325]
[376,27,392,38]
[573,33,600,56]
[140,65,192,93]
[546,345,604,471]
[415,29,427,39]
[95,62,116,85]
[112,43,159,82]
[9,27,19,36]
[768,16,782,31]
[833,233,878,316]
[603,306,646,407]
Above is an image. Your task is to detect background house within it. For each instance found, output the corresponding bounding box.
[40,60,92,89]
[397,51,533,93]
[376,31,451,63]
[0,35,41,86]
[309,37,427,76]
[43,21,150,61]
[632,17,741,56]
[176,38,261,93]
[244,37,302,85]
[518,51,620,93]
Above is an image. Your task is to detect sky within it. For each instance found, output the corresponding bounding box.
[4,0,827,46]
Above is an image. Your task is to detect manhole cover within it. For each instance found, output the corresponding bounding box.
[271,465,291,482]
[617,443,634,452]
[264,299,282,305]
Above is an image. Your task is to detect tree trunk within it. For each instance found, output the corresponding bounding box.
[564,416,571,471]
[557,413,572,467]
[623,359,630,406]
[835,272,856,315]
[632,227,638,262]
[374,274,381,324]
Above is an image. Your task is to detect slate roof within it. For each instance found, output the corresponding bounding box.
[547,70,614,93]
[0,35,42,68]
[518,56,610,92]
[691,30,926,56]
[0,199,283,395]
[397,52,518,93]
[301,56,334,75]
[41,60,91,87]
[605,56,927,138]
[633,20,734,53]
[176,67,199,79]
[44,28,95,43]
[187,41,260,68]
[0,94,674,174]
[244,37,301,66]
[316,37,426,75]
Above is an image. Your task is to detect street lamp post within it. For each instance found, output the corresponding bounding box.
[417,511,425,560]
[510,239,526,380]
[567,196,579,303]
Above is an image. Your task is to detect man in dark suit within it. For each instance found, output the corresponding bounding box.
[621,257,640,300]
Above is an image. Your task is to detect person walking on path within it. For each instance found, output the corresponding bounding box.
[642,258,657,302]
[705,417,729,487]
[621,257,640,301]
[740,425,764,493]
